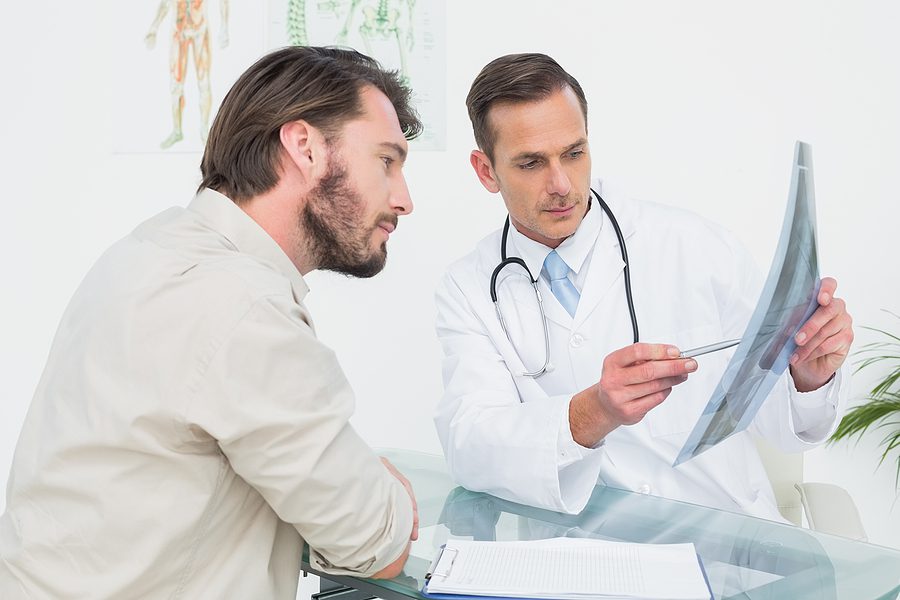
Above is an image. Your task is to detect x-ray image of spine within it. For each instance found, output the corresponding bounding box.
[145,0,230,149]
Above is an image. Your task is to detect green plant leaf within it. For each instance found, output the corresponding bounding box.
[829,314,900,490]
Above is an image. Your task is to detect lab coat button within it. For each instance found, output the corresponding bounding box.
[570,334,584,348]
[638,483,652,494]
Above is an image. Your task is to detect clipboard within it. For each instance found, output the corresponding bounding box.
[422,545,536,600]
[420,540,714,600]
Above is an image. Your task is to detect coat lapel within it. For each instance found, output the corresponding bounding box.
[499,268,573,330]
[573,195,639,329]
[537,278,576,329]
[573,247,625,328]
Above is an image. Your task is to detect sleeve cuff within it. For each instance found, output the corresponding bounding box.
[556,395,603,468]
[788,369,841,442]
[309,473,414,577]
[553,395,606,514]
[788,371,835,407]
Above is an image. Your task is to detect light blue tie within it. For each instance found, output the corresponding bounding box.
[543,250,580,318]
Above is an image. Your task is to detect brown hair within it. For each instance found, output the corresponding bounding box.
[465,53,588,162]
[199,46,422,203]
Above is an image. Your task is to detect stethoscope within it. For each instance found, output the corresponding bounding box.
[489,188,639,377]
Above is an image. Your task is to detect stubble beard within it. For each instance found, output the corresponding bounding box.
[300,156,392,279]
[523,190,591,243]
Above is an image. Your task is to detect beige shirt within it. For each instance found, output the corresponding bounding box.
[0,189,413,599]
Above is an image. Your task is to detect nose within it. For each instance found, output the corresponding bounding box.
[546,161,572,197]
[391,173,414,216]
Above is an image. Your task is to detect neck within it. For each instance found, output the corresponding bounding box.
[240,184,316,275]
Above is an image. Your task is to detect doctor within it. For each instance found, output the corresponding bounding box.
[434,53,853,520]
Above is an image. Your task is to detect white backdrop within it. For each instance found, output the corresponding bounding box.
[1,0,898,556]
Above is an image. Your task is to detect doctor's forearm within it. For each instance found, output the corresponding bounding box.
[569,385,616,448]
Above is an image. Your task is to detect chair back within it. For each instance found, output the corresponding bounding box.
[753,435,804,525]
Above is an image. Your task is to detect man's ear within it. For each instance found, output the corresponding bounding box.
[470,150,501,194]
[280,120,329,184]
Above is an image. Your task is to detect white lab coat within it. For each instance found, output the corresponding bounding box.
[434,186,847,521]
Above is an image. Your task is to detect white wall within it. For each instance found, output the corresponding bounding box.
[2,0,898,551]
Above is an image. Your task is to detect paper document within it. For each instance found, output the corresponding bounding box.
[674,141,821,465]
[422,537,712,600]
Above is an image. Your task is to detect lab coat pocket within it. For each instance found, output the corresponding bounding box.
[645,324,724,439]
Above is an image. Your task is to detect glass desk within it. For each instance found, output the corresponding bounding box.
[302,450,900,600]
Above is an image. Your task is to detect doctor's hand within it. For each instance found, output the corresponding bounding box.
[569,343,697,448]
[789,277,853,392]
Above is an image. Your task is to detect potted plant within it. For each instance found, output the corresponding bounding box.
[829,311,900,489]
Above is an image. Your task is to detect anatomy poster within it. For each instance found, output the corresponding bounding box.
[114,1,266,154]
[268,0,447,150]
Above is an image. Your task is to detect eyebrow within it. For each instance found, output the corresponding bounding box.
[509,138,588,163]
[379,142,408,163]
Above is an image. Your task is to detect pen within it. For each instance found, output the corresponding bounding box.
[679,338,741,359]
[425,545,444,581]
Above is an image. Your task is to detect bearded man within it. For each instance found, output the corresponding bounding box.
[1,46,421,599]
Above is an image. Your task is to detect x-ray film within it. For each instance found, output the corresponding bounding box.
[674,142,821,466]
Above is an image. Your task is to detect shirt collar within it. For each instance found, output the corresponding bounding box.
[188,188,310,303]
[508,191,604,279]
